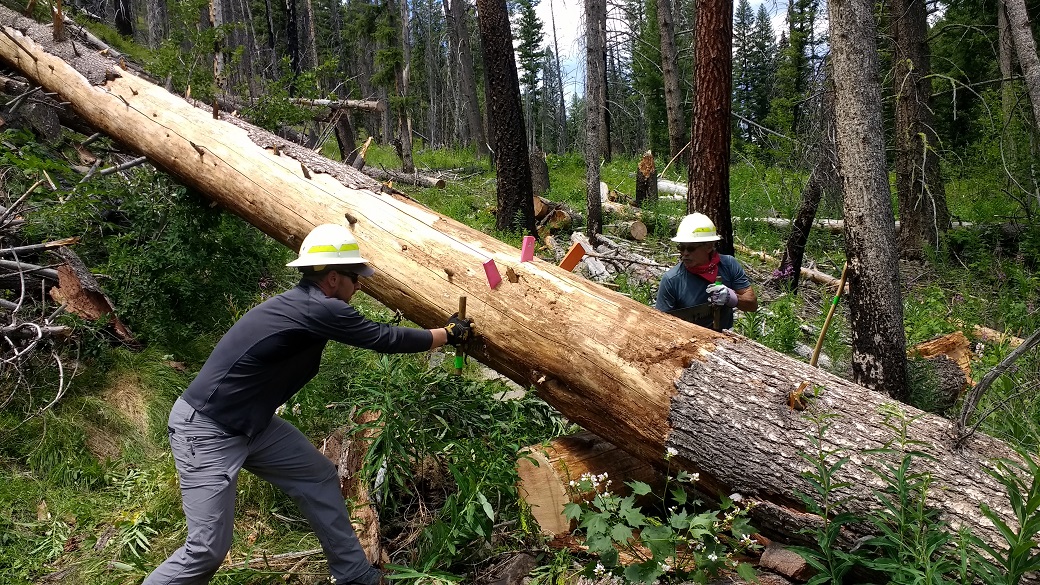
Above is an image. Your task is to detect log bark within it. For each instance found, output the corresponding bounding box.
[0,14,1023,552]
[322,411,386,564]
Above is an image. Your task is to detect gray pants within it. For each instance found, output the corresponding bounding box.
[143,398,370,584]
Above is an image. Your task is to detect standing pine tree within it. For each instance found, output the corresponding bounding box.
[513,0,545,153]
[732,0,755,150]
[748,4,776,143]
[630,0,668,157]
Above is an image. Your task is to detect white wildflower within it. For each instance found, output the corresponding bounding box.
[708,553,718,562]
[659,563,671,573]
[594,562,606,576]
[292,403,302,415]
[729,492,744,502]
[666,447,678,459]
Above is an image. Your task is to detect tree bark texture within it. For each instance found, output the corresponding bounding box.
[0,13,1022,551]
[828,0,909,399]
[584,0,606,238]
[890,0,949,258]
[474,0,536,235]
[687,0,733,255]
[1004,0,1040,132]
[656,0,685,162]
[634,150,658,208]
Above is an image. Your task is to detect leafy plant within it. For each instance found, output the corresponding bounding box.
[790,389,864,583]
[859,404,970,584]
[972,448,1040,584]
[563,449,760,584]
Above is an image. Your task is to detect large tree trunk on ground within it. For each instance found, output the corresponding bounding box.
[0,12,1023,552]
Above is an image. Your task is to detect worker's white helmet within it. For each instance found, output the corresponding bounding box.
[672,213,721,243]
[286,224,375,276]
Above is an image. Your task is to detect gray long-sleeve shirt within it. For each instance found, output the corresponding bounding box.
[181,279,432,437]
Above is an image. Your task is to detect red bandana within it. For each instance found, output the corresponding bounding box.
[684,250,720,283]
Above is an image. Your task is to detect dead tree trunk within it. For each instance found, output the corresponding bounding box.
[0,13,1023,552]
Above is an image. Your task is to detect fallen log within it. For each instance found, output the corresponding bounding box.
[734,216,976,232]
[288,97,386,113]
[735,244,845,291]
[322,410,386,565]
[0,14,1024,553]
[361,166,445,189]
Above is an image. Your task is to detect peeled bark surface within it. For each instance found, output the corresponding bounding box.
[0,11,1024,552]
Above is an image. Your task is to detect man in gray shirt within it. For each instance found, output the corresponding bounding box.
[144,224,472,585]
[656,213,757,329]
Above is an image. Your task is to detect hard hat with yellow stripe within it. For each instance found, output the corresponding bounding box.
[286,224,375,276]
[672,213,721,243]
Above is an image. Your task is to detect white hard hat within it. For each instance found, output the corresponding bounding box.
[286,224,375,276]
[672,213,721,243]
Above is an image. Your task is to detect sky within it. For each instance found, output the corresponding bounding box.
[533,0,790,101]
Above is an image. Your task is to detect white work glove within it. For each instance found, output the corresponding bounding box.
[706,283,738,308]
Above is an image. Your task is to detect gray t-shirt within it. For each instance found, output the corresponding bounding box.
[655,255,751,329]
[181,279,432,437]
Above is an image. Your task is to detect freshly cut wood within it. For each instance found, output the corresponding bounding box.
[532,195,551,219]
[909,331,974,385]
[634,150,657,207]
[1,16,1023,551]
[516,431,665,535]
[352,136,373,170]
[606,219,647,241]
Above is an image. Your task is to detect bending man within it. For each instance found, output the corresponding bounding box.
[144,223,473,585]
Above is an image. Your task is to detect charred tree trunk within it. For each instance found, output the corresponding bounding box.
[656,0,685,162]
[0,15,1022,553]
[584,0,606,238]
[475,0,536,235]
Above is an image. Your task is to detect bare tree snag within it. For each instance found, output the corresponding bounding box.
[0,14,1024,551]
[634,150,657,208]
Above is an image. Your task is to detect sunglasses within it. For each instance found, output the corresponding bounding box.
[677,243,711,253]
[335,270,359,284]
